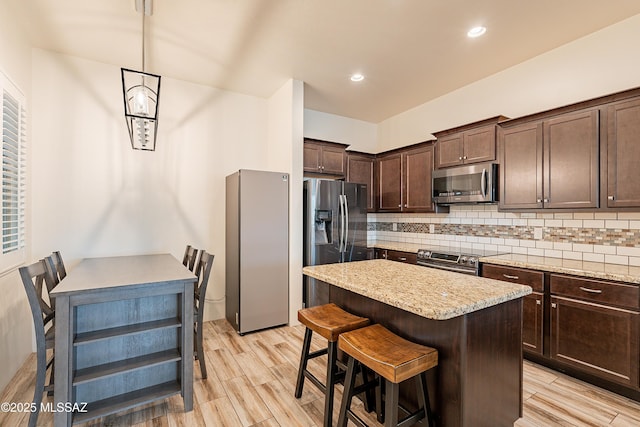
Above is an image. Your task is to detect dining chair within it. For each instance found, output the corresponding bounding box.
[42,251,66,310]
[19,259,55,427]
[182,244,201,273]
[194,251,214,379]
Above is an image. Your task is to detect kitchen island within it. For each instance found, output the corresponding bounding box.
[302,259,532,427]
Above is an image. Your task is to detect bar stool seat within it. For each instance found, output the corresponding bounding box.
[295,303,370,427]
[337,324,438,427]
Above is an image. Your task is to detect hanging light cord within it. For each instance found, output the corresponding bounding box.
[141,1,146,73]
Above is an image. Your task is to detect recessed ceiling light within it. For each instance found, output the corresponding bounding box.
[467,26,487,38]
[350,74,365,82]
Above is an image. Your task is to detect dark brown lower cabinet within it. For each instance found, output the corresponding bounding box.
[550,296,639,387]
[374,248,417,264]
[481,263,640,400]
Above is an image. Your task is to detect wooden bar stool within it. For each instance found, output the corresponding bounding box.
[295,303,370,427]
[337,324,438,427]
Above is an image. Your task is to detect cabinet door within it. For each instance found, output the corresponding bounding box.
[377,153,402,212]
[607,98,640,207]
[321,144,346,175]
[544,110,599,209]
[523,292,544,355]
[499,122,543,209]
[303,142,322,173]
[550,296,639,387]
[347,153,375,211]
[403,145,435,212]
[463,125,496,164]
[435,134,463,168]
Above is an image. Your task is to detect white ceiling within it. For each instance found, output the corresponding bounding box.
[8,0,640,123]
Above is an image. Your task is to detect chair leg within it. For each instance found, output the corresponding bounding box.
[47,354,55,396]
[196,320,207,379]
[384,380,399,427]
[337,357,357,427]
[324,340,338,427]
[28,348,46,427]
[376,375,384,423]
[294,327,312,398]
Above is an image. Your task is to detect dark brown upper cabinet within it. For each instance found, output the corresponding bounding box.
[499,109,600,210]
[303,139,347,177]
[607,97,640,208]
[346,151,375,212]
[377,142,437,213]
[434,117,506,169]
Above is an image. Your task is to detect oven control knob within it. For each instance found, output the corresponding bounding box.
[460,256,467,263]
[469,258,477,266]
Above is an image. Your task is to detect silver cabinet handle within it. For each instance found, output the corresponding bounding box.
[398,204,401,208]
[537,198,542,203]
[481,168,487,197]
[536,300,541,305]
[398,257,407,261]
[608,195,615,201]
[552,303,557,308]
[463,156,467,160]
[543,198,549,203]
[459,156,463,160]
[503,274,519,280]
[579,287,603,294]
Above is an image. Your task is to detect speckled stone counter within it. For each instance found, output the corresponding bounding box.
[480,254,640,284]
[302,259,531,320]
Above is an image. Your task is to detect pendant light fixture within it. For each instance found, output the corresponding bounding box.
[121,0,161,151]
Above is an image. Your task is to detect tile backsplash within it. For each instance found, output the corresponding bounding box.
[368,205,640,266]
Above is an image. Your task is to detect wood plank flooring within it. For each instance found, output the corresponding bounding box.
[1,319,640,426]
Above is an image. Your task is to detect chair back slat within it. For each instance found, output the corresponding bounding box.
[182,245,201,273]
[19,260,54,344]
[194,252,214,314]
[52,251,67,281]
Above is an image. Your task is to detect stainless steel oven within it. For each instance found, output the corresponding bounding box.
[432,162,498,205]
[416,247,503,275]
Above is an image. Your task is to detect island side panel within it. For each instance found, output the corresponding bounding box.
[462,298,523,425]
[328,282,523,427]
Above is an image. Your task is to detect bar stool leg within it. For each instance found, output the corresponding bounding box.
[295,327,313,398]
[324,340,338,427]
[337,357,357,427]
[384,380,399,427]
[418,372,435,427]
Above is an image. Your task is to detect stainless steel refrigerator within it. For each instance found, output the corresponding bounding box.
[303,179,370,306]
[226,170,289,334]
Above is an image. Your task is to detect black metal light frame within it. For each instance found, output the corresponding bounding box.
[121,68,161,151]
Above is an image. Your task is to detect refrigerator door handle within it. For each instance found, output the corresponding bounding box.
[338,194,344,252]
[344,194,349,251]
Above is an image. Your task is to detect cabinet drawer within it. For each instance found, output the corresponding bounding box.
[550,274,639,310]
[482,264,544,292]
[386,250,417,264]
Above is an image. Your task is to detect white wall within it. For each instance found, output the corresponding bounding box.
[304,109,377,153]
[267,79,305,326]
[30,49,270,324]
[0,1,35,393]
[377,14,640,151]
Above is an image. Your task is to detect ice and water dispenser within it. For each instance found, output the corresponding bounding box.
[315,210,332,244]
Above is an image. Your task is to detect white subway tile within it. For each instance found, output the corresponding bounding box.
[593,245,617,255]
[536,241,554,249]
[544,249,563,258]
[573,213,595,220]
[490,238,505,245]
[528,219,545,227]
[617,246,640,257]
[498,245,513,252]
[583,220,605,228]
[545,219,563,227]
[583,253,605,263]
[504,239,520,246]
[605,254,629,265]
[534,227,543,240]
[562,251,583,261]
[512,247,528,255]
[563,220,583,228]
[630,221,640,230]
[512,219,528,226]
[595,212,618,220]
[466,212,479,218]
[520,240,536,248]
[498,219,513,226]
[491,212,506,219]
[478,237,492,244]
[618,212,640,220]
[484,244,498,252]
[466,236,478,243]
[478,211,492,219]
[539,213,555,219]
[527,248,545,256]
[605,220,629,230]
[572,243,594,253]
[483,218,498,225]
[553,242,573,251]
[472,243,485,251]
[554,213,573,219]
[520,213,536,219]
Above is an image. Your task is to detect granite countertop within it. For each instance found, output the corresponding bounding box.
[302,259,531,320]
[480,254,640,284]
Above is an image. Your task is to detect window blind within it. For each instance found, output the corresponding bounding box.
[0,71,26,271]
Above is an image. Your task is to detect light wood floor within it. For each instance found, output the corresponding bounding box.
[2,319,640,426]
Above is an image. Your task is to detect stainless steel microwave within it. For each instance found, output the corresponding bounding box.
[432,162,498,204]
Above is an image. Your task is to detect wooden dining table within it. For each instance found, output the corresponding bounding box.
[49,254,197,427]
